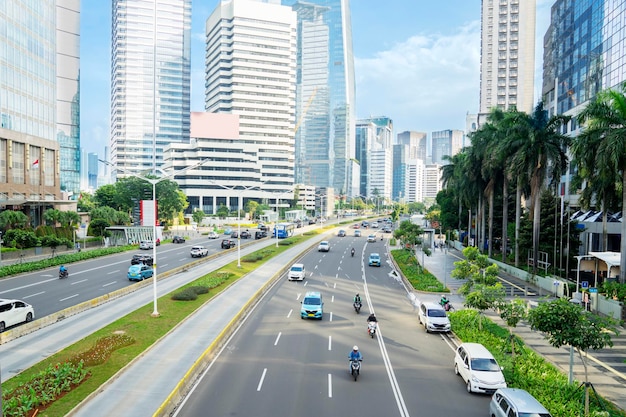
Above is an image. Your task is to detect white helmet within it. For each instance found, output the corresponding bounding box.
[353,345,359,351]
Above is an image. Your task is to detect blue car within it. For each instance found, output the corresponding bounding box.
[300,291,324,320]
[127,264,154,281]
[368,253,381,267]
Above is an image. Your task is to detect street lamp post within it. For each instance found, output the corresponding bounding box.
[0,231,3,267]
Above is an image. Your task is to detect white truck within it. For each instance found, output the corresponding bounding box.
[190,245,209,258]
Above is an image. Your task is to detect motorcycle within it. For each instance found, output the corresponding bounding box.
[350,358,362,381]
[353,301,362,313]
[59,269,69,279]
[367,321,377,338]
[440,300,454,312]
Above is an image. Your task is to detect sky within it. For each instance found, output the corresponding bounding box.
[79,0,554,156]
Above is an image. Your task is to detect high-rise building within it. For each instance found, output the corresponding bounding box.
[285,0,356,196]
[204,0,296,197]
[1,1,79,213]
[110,0,191,177]
[479,0,536,119]
[356,117,393,201]
[431,129,464,165]
[397,131,427,161]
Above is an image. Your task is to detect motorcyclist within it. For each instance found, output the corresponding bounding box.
[367,313,377,323]
[351,247,355,257]
[348,345,363,371]
[353,293,362,305]
[59,265,68,277]
[440,295,450,308]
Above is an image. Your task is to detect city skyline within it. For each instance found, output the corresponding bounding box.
[80,1,554,157]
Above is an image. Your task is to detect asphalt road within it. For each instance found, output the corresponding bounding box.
[0,233,257,319]
[174,231,491,417]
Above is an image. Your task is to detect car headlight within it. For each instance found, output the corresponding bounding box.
[471,376,480,383]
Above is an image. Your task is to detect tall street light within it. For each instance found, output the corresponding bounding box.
[100,159,208,317]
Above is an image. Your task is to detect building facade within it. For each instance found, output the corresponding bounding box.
[0,0,78,217]
[431,129,464,165]
[397,130,427,161]
[205,0,296,197]
[285,0,356,196]
[479,0,536,119]
[110,0,191,177]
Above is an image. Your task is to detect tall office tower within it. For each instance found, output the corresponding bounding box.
[1,1,79,211]
[285,0,356,196]
[397,131,427,161]
[205,0,296,197]
[110,0,191,177]
[479,0,536,120]
[392,144,410,201]
[431,129,464,165]
[356,117,393,201]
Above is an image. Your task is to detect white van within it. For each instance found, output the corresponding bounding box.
[288,263,305,281]
[454,342,507,394]
[490,388,552,417]
[418,302,451,333]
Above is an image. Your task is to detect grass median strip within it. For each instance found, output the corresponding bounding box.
[1,232,319,417]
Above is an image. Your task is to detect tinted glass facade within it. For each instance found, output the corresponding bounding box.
[111,0,191,176]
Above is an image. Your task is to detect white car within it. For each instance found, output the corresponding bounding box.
[318,241,330,252]
[207,231,219,239]
[139,240,153,250]
[190,245,209,258]
[418,302,451,333]
[367,234,377,243]
[0,299,35,332]
[454,343,507,394]
[288,263,306,281]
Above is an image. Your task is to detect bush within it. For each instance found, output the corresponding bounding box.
[171,288,198,301]
[187,285,209,295]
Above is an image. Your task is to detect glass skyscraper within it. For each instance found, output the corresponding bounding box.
[285,0,356,196]
[110,0,191,177]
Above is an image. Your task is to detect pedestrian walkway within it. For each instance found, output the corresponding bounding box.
[419,245,626,413]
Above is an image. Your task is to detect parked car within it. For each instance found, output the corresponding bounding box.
[139,240,153,250]
[255,231,268,239]
[221,239,236,249]
[318,241,330,252]
[367,234,377,243]
[207,231,219,239]
[127,264,154,281]
[0,298,34,332]
[190,245,209,258]
[368,253,381,267]
[418,302,451,333]
[300,291,323,319]
[240,230,251,239]
[172,235,185,244]
[131,254,153,265]
[288,263,306,281]
[490,388,551,417]
[454,342,507,394]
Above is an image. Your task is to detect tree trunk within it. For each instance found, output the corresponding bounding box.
[532,187,541,276]
[502,177,509,263]
[515,180,521,267]
[488,189,494,258]
[601,202,608,252]
[621,169,626,283]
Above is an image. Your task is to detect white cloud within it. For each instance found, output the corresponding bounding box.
[355,21,481,135]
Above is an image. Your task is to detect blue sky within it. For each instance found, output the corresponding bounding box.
[80,0,553,156]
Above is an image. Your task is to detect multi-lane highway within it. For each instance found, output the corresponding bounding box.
[174,230,490,417]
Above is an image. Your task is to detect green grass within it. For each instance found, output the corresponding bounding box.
[390,248,446,292]
[1,232,319,417]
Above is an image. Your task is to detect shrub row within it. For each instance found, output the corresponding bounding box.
[171,285,210,301]
[390,248,446,292]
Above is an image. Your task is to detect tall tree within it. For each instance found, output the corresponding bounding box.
[508,102,571,275]
[577,81,626,281]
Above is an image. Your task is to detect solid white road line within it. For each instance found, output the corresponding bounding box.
[257,368,267,391]
[274,332,281,346]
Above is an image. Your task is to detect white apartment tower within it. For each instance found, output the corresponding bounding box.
[204,0,296,195]
[110,0,192,177]
[479,0,536,118]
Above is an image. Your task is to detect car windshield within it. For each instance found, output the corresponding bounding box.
[129,266,140,272]
[470,358,500,372]
[303,297,321,305]
[291,266,303,272]
[428,309,447,318]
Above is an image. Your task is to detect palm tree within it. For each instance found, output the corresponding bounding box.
[577,81,626,282]
[509,102,571,275]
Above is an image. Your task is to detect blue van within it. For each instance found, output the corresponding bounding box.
[300,291,323,320]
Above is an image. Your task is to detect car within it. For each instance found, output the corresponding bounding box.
[368,253,381,267]
[300,291,323,319]
[0,298,34,332]
[367,234,377,243]
[295,220,303,228]
[139,240,153,250]
[318,241,330,252]
[418,302,451,333]
[221,239,236,249]
[240,230,251,239]
[454,342,507,394]
[131,254,153,265]
[490,388,552,417]
[354,230,361,237]
[338,229,346,237]
[308,219,316,225]
[353,223,360,229]
[255,230,268,239]
[172,235,185,243]
[258,222,268,231]
[190,245,208,258]
[372,221,379,228]
[288,263,306,281]
[382,226,392,233]
[231,231,239,238]
[361,221,369,228]
[207,231,219,239]
[224,227,233,235]
[127,264,154,281]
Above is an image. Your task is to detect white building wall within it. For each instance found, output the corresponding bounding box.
[367,149,392,200]
[423,163,442,201]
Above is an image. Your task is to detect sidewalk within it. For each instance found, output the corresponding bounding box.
[419,245,626,413]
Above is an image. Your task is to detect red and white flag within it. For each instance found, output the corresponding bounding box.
[32,159,39,169]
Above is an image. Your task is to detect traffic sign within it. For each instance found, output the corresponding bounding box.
[581,281,589,289]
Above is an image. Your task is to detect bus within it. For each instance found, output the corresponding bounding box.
[273,222,295,238]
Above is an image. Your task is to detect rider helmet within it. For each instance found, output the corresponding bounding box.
[353,345,359,351]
